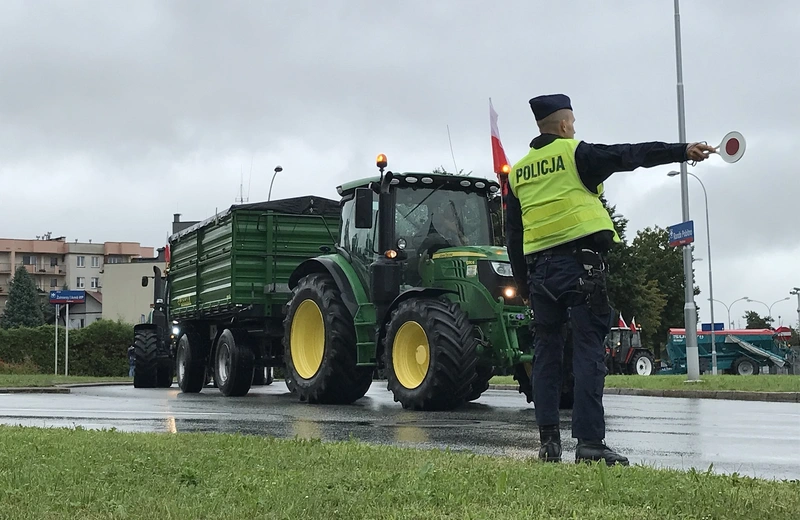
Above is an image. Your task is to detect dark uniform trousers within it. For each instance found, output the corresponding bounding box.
[527,249,612,441]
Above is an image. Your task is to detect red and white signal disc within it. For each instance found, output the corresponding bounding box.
[716,131,745,163]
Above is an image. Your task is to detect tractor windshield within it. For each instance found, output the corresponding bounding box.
[395,187,492,250]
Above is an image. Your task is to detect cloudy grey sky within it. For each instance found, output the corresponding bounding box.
[1,0,798,328]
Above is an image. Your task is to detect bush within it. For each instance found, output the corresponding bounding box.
[0,357,40,375]
[0,320,133,377]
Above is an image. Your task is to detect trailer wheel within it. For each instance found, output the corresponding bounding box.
[133,329,159,388]
[629,350,655,376]
[732,356,758,376]
[283,273,373,404]
[215,329,254,397]
[383,297,478,411]
[176,331,206,393]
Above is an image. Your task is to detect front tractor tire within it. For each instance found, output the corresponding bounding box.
[133,329,159,388]
[383,297,478,411]
[283,273,373,405]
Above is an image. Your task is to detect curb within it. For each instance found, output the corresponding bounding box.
[488,384,800,403]
[56,382,133,388]
[0,387,71,394]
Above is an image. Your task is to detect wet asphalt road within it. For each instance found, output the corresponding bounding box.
[0,382,798,481]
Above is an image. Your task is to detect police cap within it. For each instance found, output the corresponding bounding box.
[529,94,572,121]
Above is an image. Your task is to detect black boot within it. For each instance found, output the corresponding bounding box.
[538,425,562,462]
[575,439,629,466]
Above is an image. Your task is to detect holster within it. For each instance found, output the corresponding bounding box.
[575,249,609,316]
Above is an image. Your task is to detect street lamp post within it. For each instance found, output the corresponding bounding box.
[669,170,715,373]
[746,297,790,324]
[673,0,700,381]
[710,297,748,330]
[790,288,800,330]
[268,165,283,202]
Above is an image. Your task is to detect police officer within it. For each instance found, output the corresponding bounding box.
[505,93,714,465]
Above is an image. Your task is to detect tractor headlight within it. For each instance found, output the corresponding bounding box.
[396,238,407,250]
[172,326,180,336]
[490,261,514,277]
[503,287,516,299]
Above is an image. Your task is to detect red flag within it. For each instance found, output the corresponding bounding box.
[630,317,637,332]
[489,98,511,206]
[618,314,628,329]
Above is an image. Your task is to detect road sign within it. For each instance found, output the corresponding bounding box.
[701,322,724,331]
[49,290,85,305]
[668,220,694,247]
[715,131,746,163]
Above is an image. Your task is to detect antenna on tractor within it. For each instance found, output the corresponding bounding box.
[447,124,460,175]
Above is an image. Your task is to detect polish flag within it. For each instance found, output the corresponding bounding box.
[630,317,638,332]
[489,98,511,206]
[618,314,628,328]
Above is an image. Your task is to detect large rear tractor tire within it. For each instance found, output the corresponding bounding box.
[176,330,206,393]
[283,273,373,404]
[133,329,159,388]
[383,297,478,411]
[156,363,173,388]
[215,329,255,397]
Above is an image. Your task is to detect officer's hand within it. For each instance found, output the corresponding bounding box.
[686,142,715,162]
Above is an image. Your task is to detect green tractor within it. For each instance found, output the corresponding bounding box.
[283,154,574,410]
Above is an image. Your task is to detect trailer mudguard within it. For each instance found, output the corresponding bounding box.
[288,255,366,317]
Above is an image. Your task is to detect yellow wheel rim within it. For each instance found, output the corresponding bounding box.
[392,321,430,389]
[291,299,325,379]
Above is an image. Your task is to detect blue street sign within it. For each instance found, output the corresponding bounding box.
[668,220,694,247]
[49,290,85,305]
[701,322,725,331]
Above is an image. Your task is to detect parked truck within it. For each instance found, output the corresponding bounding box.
[133,154,579,411]
[659,328,796,375]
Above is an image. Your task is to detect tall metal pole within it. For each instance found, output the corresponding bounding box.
[65,303,69,377]
[791,288,800,331]
[54,303,59,375]
[689,173,716,374]
[674,0,700,381]
[268,165,283,202]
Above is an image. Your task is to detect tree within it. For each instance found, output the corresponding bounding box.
[0,266,45,329]
[744,310,773,329]
[432,166,472,176]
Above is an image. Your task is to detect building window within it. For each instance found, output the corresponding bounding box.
[50,278,58,288]
[22,255,37,266]
[91,277,99,289]
[79,318,85,328]
[50,257,58,266]
[77,256,85,268]
[91,256,100,268]
[76,277,85,288]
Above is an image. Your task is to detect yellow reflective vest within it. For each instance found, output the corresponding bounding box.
[508,138,620,255]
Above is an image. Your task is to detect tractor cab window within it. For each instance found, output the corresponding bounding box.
[395,187,491,255]
[341,196,378,258]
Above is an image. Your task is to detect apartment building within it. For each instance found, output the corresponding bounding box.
[0,234,155,325]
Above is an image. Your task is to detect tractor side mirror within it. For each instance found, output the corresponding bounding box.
[141,276,149,287]
[354,188,373,229]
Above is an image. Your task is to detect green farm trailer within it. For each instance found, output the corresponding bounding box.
[132,196,341,395]
[660,327,796,375]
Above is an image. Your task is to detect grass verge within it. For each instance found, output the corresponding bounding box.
[0,374,131,388]
[0,425,797,519]
[489,374,800,392]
